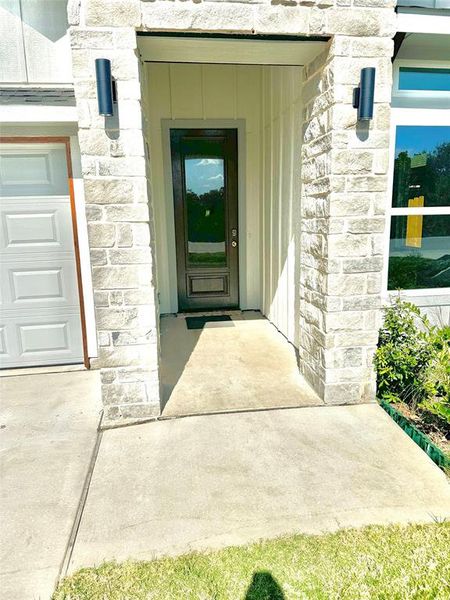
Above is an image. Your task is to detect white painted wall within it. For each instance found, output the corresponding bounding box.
[144,62,263,314]
[143,62,304,346]
[261,66,303,346]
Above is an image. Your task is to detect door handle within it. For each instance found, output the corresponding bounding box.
[231,240,237,248]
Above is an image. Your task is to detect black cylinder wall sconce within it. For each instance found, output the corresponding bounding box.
[95,58,114,116]
[353,67,376,121]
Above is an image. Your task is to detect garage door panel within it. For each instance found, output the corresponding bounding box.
[19,322,69,354]
[0,141,84,368]
[0,199,74,254]
[5,210,58,246]
[0,323,19,365]
[13,268,62,301]
[0,146,69,197]
[0,326,8,356]
[1,259,80,310]
[0,313,83,367]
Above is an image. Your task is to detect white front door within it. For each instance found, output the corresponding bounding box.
[0,141,84,368]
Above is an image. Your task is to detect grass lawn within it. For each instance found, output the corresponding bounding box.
[54,523,450,599]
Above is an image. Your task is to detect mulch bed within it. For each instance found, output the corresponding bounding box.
[394,401,450,460]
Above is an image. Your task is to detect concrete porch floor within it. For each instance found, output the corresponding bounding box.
[160,311,323,417]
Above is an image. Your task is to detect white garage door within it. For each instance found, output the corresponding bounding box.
[0,142,84,368]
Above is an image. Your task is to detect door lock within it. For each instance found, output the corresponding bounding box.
[231,228,238,237]
[231,240,237,248]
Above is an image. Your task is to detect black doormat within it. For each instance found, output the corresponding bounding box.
[185,315,233,330]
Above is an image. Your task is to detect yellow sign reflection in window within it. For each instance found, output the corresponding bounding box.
[405,196,424,248]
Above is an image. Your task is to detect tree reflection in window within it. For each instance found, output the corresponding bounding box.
[184,157,226,268]
[389,129,450,290]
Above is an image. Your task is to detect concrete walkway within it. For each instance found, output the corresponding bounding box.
[0,370,101,600]
[2,373,450,598]
[68,404,450,572]
[160,312,322,416]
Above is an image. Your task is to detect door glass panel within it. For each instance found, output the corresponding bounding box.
[183,142,226,268]
[392,126,450,208]
[388,215,450,290]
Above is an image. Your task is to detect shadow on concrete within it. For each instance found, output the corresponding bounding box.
[159,314,202,411]
[159,310,268,413]
[245,571,285,599]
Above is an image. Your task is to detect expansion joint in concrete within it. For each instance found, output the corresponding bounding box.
[57,427,104,584]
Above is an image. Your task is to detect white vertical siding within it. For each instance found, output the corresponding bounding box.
[0,0,72,84]
[145,62,262,314]
[21,0,72,83]
[0,0,27,82]
[261,66,303,346]
[144,62,303,333]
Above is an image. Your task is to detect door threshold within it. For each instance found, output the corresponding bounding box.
[175,309,260,317]
[0,363,86,378]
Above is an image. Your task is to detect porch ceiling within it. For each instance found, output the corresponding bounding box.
[137,33,328,66]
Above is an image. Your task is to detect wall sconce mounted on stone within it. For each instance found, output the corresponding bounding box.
[353,67,376,121]
[95,58,115,117]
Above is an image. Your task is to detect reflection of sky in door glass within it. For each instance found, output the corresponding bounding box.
[395,126,449,157]
[185,158,224,194]
[184,157,226,268]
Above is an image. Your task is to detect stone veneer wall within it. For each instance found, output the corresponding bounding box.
[68,0,396,424]
[68,6,161,426]
[300,34,394,404]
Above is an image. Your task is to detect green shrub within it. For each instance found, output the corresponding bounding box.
[421,326,450,424]
[374,297,433,405]
[374,297,450,428]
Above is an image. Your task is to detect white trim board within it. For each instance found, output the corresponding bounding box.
[69,135,98,359]
[396,8,450,34]
[389,108,450,124]
[0,104,77,123]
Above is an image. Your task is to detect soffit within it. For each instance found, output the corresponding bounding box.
[137,34,328,67]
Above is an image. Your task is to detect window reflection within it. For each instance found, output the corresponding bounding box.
[392,126,450,208]
[389,216,450,290]
[389,125,450,290]
[184,157,226,267]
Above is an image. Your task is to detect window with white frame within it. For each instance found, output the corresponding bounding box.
[388,62,450,294]
[394,60,450,95]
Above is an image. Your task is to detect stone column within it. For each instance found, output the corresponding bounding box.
[68,1,160,425]
[300,26,394,404]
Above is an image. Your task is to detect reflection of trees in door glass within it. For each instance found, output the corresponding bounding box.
[184,157,226,267]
